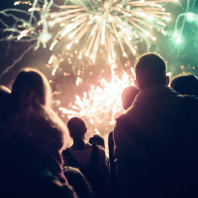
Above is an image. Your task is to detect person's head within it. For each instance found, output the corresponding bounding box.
[89,134,105,149]
[67,117,87,140]
[135,53,169,90]
[64,166,93,198]
[121,86,139,110]
[170,73,198,97]
[11,68,51,108]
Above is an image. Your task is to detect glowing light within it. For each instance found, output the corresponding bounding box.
[186,12,196,22]
[0,0,178,68]
[59,69,135,134]
[175,36,182,44]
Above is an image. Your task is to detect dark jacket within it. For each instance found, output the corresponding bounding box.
[114,85,198,198]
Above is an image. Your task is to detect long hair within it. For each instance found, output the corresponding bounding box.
[12,68,51,109]
[11,68,72,150]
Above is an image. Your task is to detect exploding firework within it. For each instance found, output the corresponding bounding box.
[48,0,178,64]
[59,66,135,136]
[0,0,178,76]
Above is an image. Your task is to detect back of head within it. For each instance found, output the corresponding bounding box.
[11,68,51,109]
[121,86,139,110]
[135,53,167,90]
[170,73,198,97]
[89,134,105,149]
[67,117,87,140]
[64,166,93,198]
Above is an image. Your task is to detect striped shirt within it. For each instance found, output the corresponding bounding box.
[63,144,106,170]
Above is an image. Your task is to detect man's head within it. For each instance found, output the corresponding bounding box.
[170,73,198,97]
[135,53,169,90]
[67,117,87,140]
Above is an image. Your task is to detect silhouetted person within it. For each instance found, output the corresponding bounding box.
[63,117,108,198]
[89,134,105,149]
[0,68,76,198]
[170,73,198,96]
[121,85,139,110]
[64,166,94,198]
[108,85,139,198]
[113,53,198,198]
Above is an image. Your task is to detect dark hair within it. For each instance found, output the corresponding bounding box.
[64,166,94,198]
[89,134,105,148]
[12,68,51,109]
[170,73,198,97]
[11,68,72,150]
[135,53,167,90]
[67,117,87,139]
[121,86,139,110]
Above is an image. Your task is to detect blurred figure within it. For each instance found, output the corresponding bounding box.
[0,68,76,198]
[114,53,198,198]
[89,134,105,149]
[108,85,139,198]
[64,166,94,198]
[170,73,198,96]
[63,117,109,198]
[121,85,139,110]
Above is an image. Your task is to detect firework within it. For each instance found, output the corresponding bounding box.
[59,66,135,135]
[48,0,178,65]
[1,0,178,72]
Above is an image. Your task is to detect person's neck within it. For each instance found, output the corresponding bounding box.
[72,139,86,150]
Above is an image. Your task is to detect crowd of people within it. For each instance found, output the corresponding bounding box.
[0,52,198,198]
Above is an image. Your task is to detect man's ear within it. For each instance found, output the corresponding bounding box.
[134,79,139,89]
[165,76,169,86]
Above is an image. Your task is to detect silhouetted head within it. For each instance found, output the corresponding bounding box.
[11,68,51,108]
[64,166,93,198]
[89,134,105,149]
[170,73,198,97]
[121,86,139,110]
[135,53,169,90]
[67,117,87,140]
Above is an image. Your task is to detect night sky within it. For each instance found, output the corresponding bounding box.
[0,0,198,87]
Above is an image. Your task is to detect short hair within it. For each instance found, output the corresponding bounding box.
[12,68,51,108]
[67,117,87,139]
[89,134,105,148]
[170,73,198,97]
[121,86,139,110]
[135,53,167,90]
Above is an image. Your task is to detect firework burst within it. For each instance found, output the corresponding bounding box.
[1,0,178,71]
[48,0,178,65]
[59,66,135,135]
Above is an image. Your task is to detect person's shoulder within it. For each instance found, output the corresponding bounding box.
[179,94,198,107]
[115,113,135,128]
[115,114,128,123]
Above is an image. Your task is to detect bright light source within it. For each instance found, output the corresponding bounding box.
[173,32,177,37]
[186,12,195,22]
[175,36,182,44]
